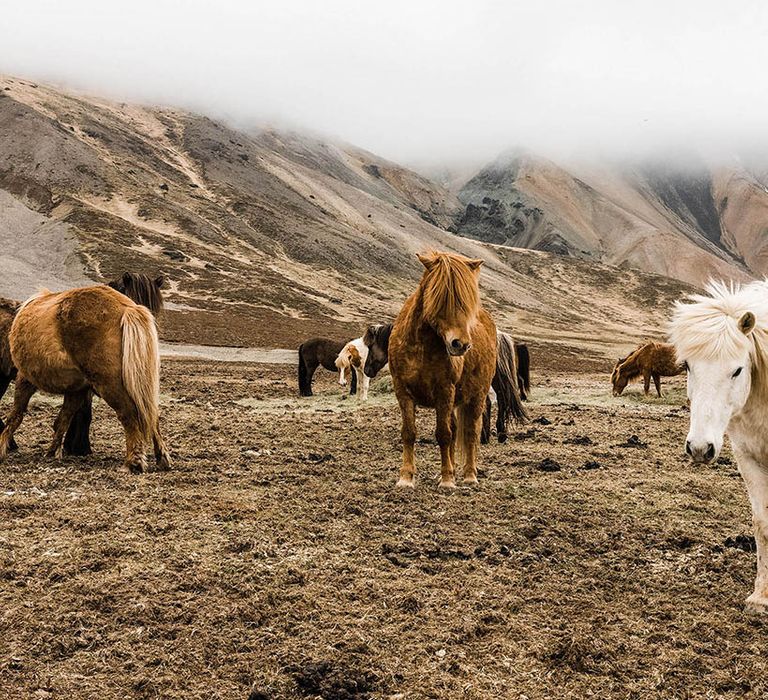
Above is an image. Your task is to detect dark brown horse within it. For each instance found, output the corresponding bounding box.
[0,273,165,456]
[389,251,496,488]
[611,341,684,397]
[298,337,356,397]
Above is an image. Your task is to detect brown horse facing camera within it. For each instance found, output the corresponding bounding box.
[389,251,496,489]
[0,282,170,473]
[611,341,685,397]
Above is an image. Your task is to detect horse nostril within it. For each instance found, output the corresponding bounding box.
[685,440,692,456]
[705,443,715,460]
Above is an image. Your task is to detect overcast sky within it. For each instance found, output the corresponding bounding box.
[1,0,767,166]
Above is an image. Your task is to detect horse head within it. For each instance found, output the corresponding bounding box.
[418,252,482,357]
[108,272,165,316]
[670,283,762,464]
[363,323,392,378]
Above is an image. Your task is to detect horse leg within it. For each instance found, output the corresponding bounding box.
[47,390,89,459]
[96,384,148,474]
[480,395,491,444]
[63,389,94,456]
[396,395,417,488]
[0,373,18,452]
[496,390,508,444]
[653,374,662,398]
[436,400,455,489]
[460,399,485,484]
[643,372,651,396]
[0,377,37,460]
[150,417,171,472]
[359,369,369,401]
[734,449,768,613]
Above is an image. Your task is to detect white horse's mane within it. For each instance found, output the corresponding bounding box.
[669,280,768,363]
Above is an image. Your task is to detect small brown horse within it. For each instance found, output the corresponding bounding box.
[611,341,685,397]
[0,284,170,473]
[389,251,496,488]
[298,337,357,397]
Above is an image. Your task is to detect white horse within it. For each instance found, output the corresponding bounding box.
[335,337,370,400]
[670,279,768,613]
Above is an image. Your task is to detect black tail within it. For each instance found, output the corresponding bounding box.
[493,333,528,441]
[298,344,312,396]
[63,391,93,456]
[515,343,531,400]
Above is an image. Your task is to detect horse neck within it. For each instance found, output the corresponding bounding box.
[619,353,642,379]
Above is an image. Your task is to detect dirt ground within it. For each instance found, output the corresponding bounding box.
[2,359,768,700]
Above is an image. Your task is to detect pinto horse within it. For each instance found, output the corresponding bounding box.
[611,341,684,397]
[335,337,370,400]
[389,251,496,488]
[298,337,357,397]
[0,284,170,473]
[670,280,768,613]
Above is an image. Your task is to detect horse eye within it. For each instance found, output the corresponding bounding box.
[732,367,743,378]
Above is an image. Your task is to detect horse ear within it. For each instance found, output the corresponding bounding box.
[155,275,166,289]
[417,253,436,270]
[466,258,484,271]
[739,311,756,335]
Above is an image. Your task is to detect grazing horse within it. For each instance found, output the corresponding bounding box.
[389,251,496,488]
[611,341,685,397]
[0,284,170,473]
[669,280,768,613]
[481,331,528,443]
[335,337,370,400]
[298,337,357,397]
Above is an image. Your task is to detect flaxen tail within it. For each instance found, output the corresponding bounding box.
[121,304,160,441]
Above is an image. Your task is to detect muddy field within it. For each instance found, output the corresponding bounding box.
[2,359,768,699]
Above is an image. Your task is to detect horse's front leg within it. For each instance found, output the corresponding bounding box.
[359,370,370,401]
[435,400,455,489]
[396,394,417,488]
[735,449,768,613]
[47,390,89,459]
[461,398,485,484]
[653,374,662,397]
[643,372,651,395]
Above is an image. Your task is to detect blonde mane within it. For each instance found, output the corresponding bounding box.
[669,280,768,366]
[419,251,480,326]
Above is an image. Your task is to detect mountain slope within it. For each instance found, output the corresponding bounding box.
[0,75,693,359]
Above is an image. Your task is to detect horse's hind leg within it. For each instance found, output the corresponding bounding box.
[150,418,171,472]
[96,384,148,474]
[396,394,417,488]
[0,376,37,460]
[47,390,89,459]
[480,395,491,444]
[63,390,93,456]
[0,373,18,452]
[653,374,662,398]
[496,391,508,443]
[643,372,651,396]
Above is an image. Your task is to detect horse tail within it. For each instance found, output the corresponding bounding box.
[515,342,531,399]
[120,304,160,441]
[495,333,528,431]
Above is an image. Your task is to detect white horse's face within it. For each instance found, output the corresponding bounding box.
[684,353,752,463]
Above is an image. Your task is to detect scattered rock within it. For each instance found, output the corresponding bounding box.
[564,435,593,445]
[724,534,756,552]
[537,458,562,472]
[616,435,647,449]
[533,416,552,425]
[159,183,169,191]
[581,460,601,470]
[162,248,190,262]
[513,429,537,441]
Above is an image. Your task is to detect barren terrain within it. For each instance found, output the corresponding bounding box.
[2,356,766,700]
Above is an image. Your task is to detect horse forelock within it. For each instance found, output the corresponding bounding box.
[419,253,480,326]
[669,280,768,368]
[109,273,164,316]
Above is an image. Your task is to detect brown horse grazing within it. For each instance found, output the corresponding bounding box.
[63,272,166,456]
[481,332,528,443]
[0,284,170,473]
[298,337,357,397]
[389,251,496,488]
[611,341,685,397]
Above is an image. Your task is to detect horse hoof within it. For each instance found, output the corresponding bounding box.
[439,479,457,490]
[126,462,144,474]
[463,475,479,485]
[497,434,508,444]
[745,594,768,614]
[395,477,415,488]
[155,453,172,471]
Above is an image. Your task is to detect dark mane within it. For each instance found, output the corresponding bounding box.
[363,323,393,349]
[107,272,165,316]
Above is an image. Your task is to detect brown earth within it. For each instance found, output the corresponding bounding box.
[2,357,766,700]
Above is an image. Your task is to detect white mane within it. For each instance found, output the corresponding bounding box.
[669,280,768,363]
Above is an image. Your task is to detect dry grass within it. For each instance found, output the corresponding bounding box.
[1,360,767,699]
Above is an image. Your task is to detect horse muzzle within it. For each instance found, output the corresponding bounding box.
[446,339,471,357]
[685,439,717,464]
